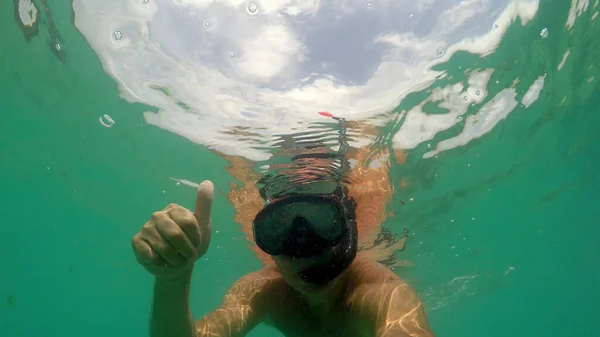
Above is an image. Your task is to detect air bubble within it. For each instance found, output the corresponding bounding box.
[113,30,122,40]
[540,28,548,38]
[475,90,481,96]
[99,114,115,128]
[457,116,464,121]
[142,0,149,3]
[176,181,181,186]
[435,47,445,56]
[427,144,432,149]
[247,2,258,14]
[229,52,235,57]
[409,197,415,203]
[494,24,499,28]
[367,2,372,7]
[55,43,61,51]
[462,96,468,101]
[204,21,211,28]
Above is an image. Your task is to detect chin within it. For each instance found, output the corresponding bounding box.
[284,276,324,294]
[294,283,326,296]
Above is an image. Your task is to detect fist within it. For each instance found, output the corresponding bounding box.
[132,180,214,279]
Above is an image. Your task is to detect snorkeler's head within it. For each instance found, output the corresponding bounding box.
[252,188,358,286]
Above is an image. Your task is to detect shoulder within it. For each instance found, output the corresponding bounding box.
[347,254,403,285]
[222,264,284,307]
[344,255,418,310]
[344,256,434,336]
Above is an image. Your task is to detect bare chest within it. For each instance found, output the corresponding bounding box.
[264,300,371,337]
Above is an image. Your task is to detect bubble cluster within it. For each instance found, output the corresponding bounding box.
[113,30,122,40]
[540,28,548,38]
[247,2,258,14]
[99,114,115,128]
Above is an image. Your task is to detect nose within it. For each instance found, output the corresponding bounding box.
[292,216,309,227]
[292,216,310,244]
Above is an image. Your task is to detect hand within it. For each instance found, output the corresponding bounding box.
[132,180,214,280]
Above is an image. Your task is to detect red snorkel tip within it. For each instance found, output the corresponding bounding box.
[318,111,335,118]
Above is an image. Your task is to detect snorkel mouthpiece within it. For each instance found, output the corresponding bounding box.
[297,219,357,285]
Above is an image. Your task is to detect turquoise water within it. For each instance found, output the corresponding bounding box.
[1,1,599,337]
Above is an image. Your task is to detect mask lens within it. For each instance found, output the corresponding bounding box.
[253,196,347,254]
[298,200,345,241]
[253,205,294,254]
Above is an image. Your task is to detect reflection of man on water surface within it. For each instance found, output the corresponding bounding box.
[131,116,435,337]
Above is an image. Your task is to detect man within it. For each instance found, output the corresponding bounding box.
[132,178,435,337]
[221,118,412,268]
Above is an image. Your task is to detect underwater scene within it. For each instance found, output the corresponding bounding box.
[1,0,599,336]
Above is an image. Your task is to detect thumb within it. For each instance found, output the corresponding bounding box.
[194,180,214,254]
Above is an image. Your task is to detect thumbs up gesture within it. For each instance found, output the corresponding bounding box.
[132,180,214,280]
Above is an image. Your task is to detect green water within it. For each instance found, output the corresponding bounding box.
[1,1,599,337]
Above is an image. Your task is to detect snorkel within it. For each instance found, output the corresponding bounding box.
[297,111,357,285]
[297,186,358,286]
[253,111,358,286]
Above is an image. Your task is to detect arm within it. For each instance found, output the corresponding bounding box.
[150,269,197,337]
[194,270,270,337]
[347,260,434,337]
[150,268,271,337]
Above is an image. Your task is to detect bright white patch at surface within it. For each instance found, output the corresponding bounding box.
[392,68,493,151]
[424,88,519,158]
[72,0,540,161]
[522,75,546,108]
[566,0,590,30]
[558,49,571,71]
[18,0,37,26]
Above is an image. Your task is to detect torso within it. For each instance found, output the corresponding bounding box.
[263,292,371,337]
[256,255,397,337]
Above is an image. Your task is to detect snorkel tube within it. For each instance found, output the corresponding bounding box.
[294,112,357,286]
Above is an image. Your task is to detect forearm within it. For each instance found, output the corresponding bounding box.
[150,269,196,337]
